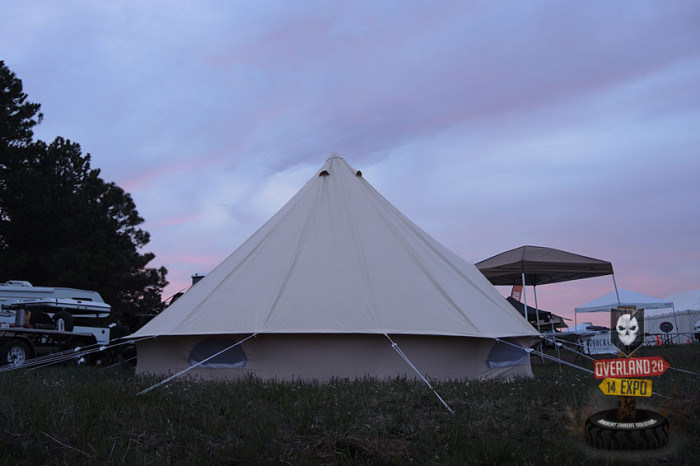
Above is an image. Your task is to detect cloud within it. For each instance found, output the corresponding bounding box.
[2,1,699,321]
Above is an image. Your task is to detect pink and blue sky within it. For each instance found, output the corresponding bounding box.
[2,1,699,325]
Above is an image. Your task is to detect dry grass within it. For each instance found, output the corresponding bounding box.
[0,344,697,465]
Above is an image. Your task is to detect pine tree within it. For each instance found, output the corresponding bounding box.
[0,61,167,317]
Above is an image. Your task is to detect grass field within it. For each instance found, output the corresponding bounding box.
[0,344,697,465]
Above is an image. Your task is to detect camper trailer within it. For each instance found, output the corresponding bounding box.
[0,281,115,366]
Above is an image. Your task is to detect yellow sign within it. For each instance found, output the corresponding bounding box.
[598,378,652,397]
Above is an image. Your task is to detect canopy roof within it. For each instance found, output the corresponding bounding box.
[133,154,538,340]
[475,245,614,286]
[665,289,700,311]
[575,289,674,313]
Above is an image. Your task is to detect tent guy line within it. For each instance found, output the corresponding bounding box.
[0,337,150,374]
[136,331,457,414]
[551,338,596,361]
[494,338,593,375]
[138,333,259,396]
[385,333,454,414]
[99,355,137,371]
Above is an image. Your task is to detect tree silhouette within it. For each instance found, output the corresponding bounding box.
[0,61,167,317]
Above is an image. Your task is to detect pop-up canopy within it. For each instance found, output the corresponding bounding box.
[476,245,618,331]
[475,245,614,286]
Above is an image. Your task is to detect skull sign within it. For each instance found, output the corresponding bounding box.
[610,307,645,355]
[616,314,639,346]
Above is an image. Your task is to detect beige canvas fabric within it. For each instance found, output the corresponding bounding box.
[133,154,537,339]
[133,154,538,380]
[136,334,534,381]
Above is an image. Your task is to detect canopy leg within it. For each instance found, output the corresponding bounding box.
[533,285,541,333]
[670,305,681,344]
[612,274,621,306]
[532,284,544,365]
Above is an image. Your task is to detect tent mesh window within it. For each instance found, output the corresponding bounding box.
[486,341,526,368]
[188,338,248,368]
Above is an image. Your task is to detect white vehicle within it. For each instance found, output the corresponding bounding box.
[0,281,115,366]
[0,280,110,316]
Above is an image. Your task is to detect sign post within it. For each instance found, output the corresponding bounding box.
[611,306,645,421]
[593,356,669,379]
[584,306,670,450]
[598,378,652,397]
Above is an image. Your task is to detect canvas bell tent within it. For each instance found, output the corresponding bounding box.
[132,154,539,381]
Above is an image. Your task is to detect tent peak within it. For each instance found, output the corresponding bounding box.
[319,153,363,177]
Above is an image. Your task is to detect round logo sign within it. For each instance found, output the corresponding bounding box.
[659,321,674,333]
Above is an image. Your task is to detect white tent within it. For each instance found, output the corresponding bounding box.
[666,289,700,312]
[132,154,539,381]
[574,289,673,313]
[645,309,700,344]
[645,289,700,344]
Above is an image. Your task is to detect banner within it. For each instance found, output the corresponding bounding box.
[510,285,522,301]
[584,331,616,355]
[611,307,645,356]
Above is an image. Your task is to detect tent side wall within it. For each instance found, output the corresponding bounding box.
[136,334,533,381]
[645,309,700,343]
